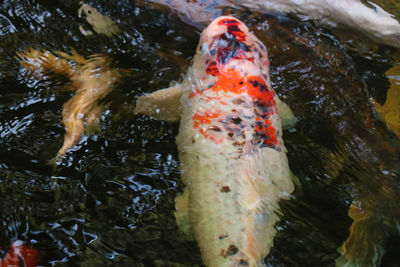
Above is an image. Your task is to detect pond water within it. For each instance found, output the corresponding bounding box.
[0,0,400,266]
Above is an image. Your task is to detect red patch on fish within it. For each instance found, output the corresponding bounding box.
[192,69,278,148]
[0,242,39,267]
[206,61,219,76]
[217,18,247,42]
[206,18,253,67]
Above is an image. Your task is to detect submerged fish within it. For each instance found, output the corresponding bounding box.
[237,0,400,48]
[147,0,400,48]
[16,50,119,158]
[78,3,121,37]
[135,16,297,266]
[0,241,38,267]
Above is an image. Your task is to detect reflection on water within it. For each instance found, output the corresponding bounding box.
[1,0,400,266]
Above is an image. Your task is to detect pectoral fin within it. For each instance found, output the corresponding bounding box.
[291,171,302,196]
[134,85,182,122]
[174,187,194,239]
[274,95,296,129]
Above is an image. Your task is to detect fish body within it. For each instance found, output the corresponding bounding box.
[175,16,294,266]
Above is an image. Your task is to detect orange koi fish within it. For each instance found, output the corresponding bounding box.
[16,50,119,158]
[0,241,38,267]
[135,16,297,266]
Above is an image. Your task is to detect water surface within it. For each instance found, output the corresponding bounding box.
[0,0,399,266]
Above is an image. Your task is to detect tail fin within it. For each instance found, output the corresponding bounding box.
[16,49,85,82]
[17,49,119,158]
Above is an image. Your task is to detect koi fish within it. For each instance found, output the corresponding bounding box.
[147,0,400,48]
[78,3,121,37]
[238,0,400,48]
[0,241,38,267]
[135,16,297,266]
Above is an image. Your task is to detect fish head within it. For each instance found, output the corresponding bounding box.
[192,16,271,88]
[78,3,120,36]
[183,16,281,152]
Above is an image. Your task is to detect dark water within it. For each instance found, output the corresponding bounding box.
[0,0,400,266]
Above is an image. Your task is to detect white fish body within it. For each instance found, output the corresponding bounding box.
[237,0,400,47]
[148,0,400,48]
[136,16,296,266]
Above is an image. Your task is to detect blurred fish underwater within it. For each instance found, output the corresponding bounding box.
[1,0,400,266]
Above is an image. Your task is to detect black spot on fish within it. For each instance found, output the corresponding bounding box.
[239,259,249,266]
[233,141,245,147]
[260,83,268,92]
[226,245,239,256]
[232,117,242,125]
[220,186,231,192]
[219,234,229,240]
[232,97,245,105]
[209,125,222,132]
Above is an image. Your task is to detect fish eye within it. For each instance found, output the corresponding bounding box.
[201,43,208,55]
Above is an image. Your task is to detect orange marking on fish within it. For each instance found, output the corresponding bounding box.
[193,110,221,127]
[192,110,224,144]
[191,68,279,147]
[206,68,274,104]
[189,89,203,99]
[199,128,224,144]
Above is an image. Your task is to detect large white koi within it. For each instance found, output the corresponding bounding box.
[135,16,296,266]
[149,0,400,48]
